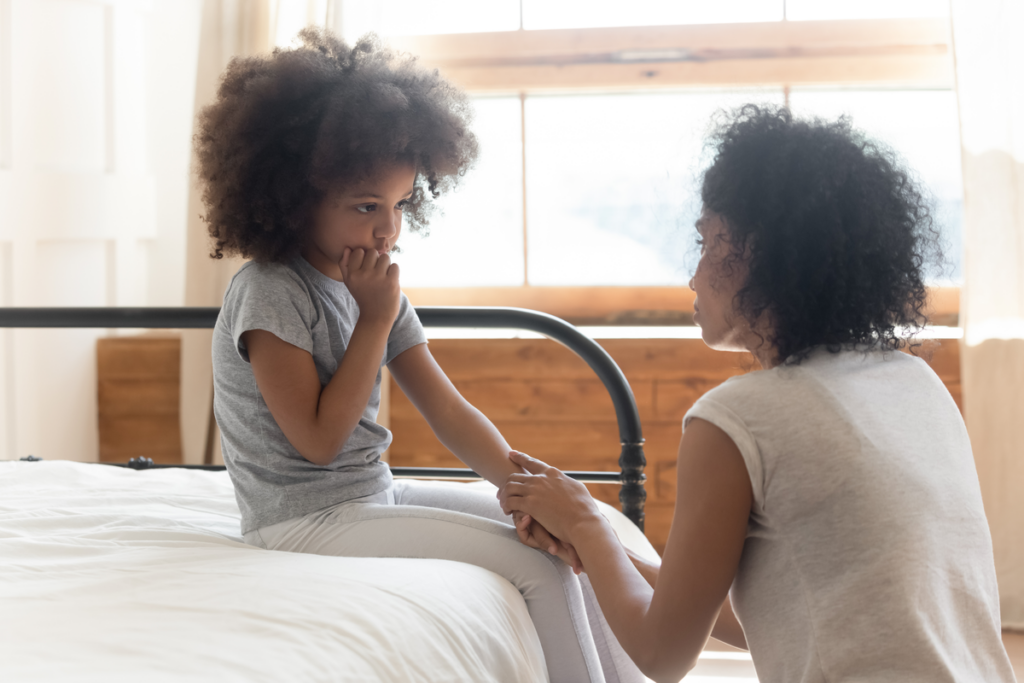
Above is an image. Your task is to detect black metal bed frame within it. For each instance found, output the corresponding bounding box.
[0,306,647,529]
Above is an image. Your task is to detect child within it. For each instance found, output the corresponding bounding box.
[197,28,641,683]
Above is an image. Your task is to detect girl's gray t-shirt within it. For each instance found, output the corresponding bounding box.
[213,256,427,535]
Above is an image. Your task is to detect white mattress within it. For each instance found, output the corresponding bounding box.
[0,461,553,683]
[0,460,659,683]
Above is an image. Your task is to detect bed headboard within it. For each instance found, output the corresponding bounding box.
[0,306,647,530]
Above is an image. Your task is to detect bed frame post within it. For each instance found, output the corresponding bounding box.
[618,442,647,531]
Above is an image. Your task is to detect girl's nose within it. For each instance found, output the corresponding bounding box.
[374,212,399,238]
[688,276,696,292]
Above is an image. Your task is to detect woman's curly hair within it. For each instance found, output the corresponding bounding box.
[700,104,943,365]
[194,28,478,262]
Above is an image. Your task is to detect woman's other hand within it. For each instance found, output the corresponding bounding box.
[511,510,585,574]
[498,450,605,550]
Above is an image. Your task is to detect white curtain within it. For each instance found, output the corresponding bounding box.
[0,0,201,463]
[180,0,343,465]
[951,0,1024,629]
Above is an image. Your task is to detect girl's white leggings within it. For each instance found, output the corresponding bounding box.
[242,479,644,683]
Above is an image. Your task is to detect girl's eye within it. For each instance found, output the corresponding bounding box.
[356,204,377,214]
[695,237,706,251]
[396,199,409,212]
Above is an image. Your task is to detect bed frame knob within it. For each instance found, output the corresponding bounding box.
[127,457,155,470]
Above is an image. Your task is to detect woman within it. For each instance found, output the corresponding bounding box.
[498,105,1017,683]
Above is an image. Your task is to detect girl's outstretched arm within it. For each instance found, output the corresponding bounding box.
[387,343,520,487]
[244,248,400,467]
[387,344,574,559]
[498,419,752,683]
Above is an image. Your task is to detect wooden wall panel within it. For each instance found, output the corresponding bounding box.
[390,378,636,421]
[96,335,182,464]
[390,337,962,554]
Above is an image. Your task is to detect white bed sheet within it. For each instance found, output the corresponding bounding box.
[0,461,552,683]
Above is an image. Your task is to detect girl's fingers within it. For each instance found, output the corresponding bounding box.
[510,512,534,547]
[530,522,559,555]
[565,543,584,575]
[514,519,532,546]
[349,248,381,274]
[360,248,378,270]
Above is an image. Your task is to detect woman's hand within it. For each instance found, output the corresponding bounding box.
[498,450,606,549]
[511,510,585,574]
[513,511,586,574]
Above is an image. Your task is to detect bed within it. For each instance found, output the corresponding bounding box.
[0,306,652,683]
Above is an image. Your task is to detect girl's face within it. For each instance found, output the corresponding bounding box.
[689,208,761,357]
[303,162,417,281]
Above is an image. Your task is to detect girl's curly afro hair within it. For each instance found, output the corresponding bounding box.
[700,104,944,365]
[194,28,478,263]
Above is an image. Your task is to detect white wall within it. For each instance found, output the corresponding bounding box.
[0,0,201,461]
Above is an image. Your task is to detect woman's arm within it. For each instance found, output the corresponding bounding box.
[623,547,747,650]
[499,418,752,682]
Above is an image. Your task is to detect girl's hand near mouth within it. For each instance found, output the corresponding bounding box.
[340,246,401,328]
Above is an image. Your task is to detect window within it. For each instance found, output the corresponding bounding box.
[374,10,960,315]
[524,89,784,286]
[521,1,783,29]
[398,97,524,287]
[787,88,963,282]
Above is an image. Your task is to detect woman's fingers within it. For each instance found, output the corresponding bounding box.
[511,510,568,559]
[496,475,520,499]
[508,450,550,474]
[502,473,530,486]
[509,502,583,571]
[512,512,557,557]
[498,481,530,513]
